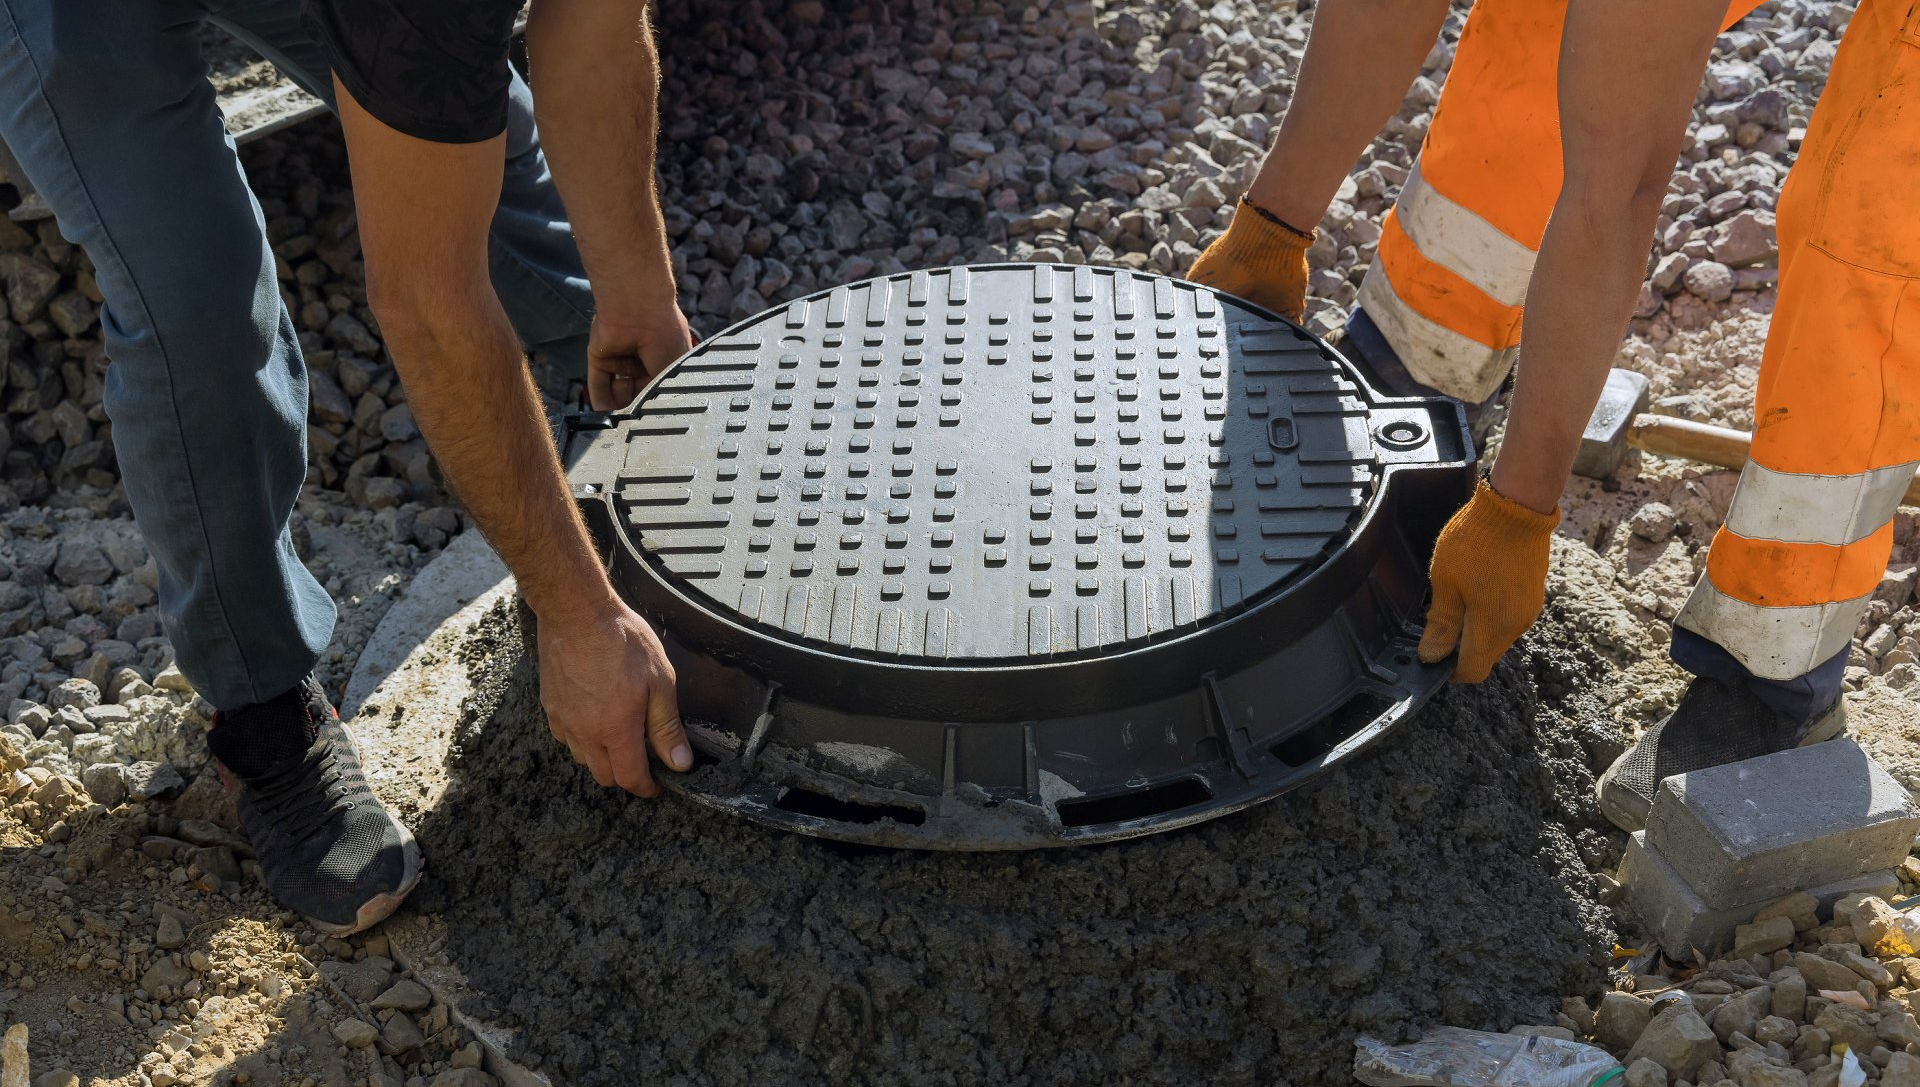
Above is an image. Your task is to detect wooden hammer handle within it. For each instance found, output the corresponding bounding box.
[1627,413,1920,507]
[1625,415,1752,471]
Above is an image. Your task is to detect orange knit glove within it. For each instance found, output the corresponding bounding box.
[1186,197,1316,323]
[1417,480,1562,683]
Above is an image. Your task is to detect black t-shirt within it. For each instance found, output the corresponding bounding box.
[303,0,523,144]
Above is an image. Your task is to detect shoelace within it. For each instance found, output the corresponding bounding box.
[245,737,358,844]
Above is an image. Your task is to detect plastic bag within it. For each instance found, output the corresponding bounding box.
[1354,1028,1624,1087]
[1840,1047,1868,1087]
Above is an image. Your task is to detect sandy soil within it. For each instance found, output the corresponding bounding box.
[9,0,1920,1084]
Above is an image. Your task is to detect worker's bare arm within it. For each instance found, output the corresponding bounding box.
[527,0,691,409]
[1243,0,1449,231]
[333,83,690,796]
[1417,0,1730,681]
[1489,0,1727,514]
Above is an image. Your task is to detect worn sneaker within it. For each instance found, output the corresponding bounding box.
[1336,307,1504,447]
[207,676,422,936]
[1595,676,1848,833]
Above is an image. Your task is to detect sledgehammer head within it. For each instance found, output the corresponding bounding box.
[1571,368,1651,480]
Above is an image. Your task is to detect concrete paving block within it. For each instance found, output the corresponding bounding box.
[1646,740,1920,910]
[1619,831,1897,957]
[1621,832,1766,956]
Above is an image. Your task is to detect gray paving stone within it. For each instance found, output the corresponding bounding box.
[1647,740,1919,910]
[1619,831,1896,956]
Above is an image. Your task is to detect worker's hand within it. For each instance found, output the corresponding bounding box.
[534,599,691,797]
[1185,198,1316,323]
[1417,480,1562,683]
[586,311,695,411]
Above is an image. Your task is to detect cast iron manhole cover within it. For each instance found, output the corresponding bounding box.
[565,265,1473,848]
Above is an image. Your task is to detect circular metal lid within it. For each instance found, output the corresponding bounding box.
[606,266,1376,664]
[566,266,1473,849]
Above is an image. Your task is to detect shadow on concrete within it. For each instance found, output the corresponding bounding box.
[364,591,1624,1087]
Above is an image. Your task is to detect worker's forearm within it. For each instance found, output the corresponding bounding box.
[1489,0,1726,515]
[1490,196,1657,513]
[1244,0,1448,230]
[386,294,618,621]
[527,0,677,322]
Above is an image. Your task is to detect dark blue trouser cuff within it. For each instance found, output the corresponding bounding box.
[1670,626,1848,727]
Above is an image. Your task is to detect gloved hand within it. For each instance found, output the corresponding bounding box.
[1417,480,1561,683]
[1185,197,1316,323]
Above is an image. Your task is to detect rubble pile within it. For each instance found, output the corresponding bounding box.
[1525,887,1920,1087]
[0,0,1903,1081]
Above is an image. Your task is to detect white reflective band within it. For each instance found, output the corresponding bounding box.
[1393,161,1537,309]
[1358,264,1517,403]
[1674,575,1870,681]
[1724,459,1918,547]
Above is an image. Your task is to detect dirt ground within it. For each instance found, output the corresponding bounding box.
[14,0,1920,1084]
[0,788,422,1087]
[0,490,487,1087]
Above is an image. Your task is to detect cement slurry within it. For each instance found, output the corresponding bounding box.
[388,593,1623,1086]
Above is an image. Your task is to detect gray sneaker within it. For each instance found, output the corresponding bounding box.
[1596,676,1848,833]
[208,676,422,935]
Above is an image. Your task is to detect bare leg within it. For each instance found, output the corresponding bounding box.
[1243,0,1448,230]
[1490,0,1726,513]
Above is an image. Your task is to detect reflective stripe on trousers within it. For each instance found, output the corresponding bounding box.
[1676,0,1920,681]
[1362,0,1765,401]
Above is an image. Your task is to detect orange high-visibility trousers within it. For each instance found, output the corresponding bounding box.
[1674,0,1920,681]
[1363,0,1764,401]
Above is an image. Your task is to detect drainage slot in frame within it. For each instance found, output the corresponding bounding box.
[774,786,927,826]
[1270,690,1396,767]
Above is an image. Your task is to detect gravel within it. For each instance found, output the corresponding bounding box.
[0,0,1907,1081]
[1544,886,1920,1087]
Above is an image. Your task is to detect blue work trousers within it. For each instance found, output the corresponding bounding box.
[0,0,591,708]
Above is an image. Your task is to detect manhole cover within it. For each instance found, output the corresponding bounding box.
[565,265,1473,848]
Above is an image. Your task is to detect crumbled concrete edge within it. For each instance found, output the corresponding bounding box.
[351,538,548,1084]
[341,530,510,720]
[348,540,515,823]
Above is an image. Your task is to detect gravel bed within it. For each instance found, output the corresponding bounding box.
[5,0,1916,1083]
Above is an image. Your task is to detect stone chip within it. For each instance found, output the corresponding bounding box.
[1596,991,1655,1051]
[1734,915,1796,959]
[318,958,395,1003]
[331,1018,378,1049]
[1624,1057,1667,1087]
[371,979,432,1012]
[1625,1005,1719,1081]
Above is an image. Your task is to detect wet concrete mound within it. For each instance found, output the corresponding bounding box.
[403,597,1620,1086]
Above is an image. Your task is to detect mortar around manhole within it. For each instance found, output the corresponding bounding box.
[565,265,1474,847]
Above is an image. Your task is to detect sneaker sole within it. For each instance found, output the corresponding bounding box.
[305,823,424,938]
[1595,699,1849,834]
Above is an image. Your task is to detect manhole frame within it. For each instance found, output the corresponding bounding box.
[567,265,1475,849]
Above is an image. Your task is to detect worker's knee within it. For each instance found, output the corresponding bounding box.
[1559,156,1674,238]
